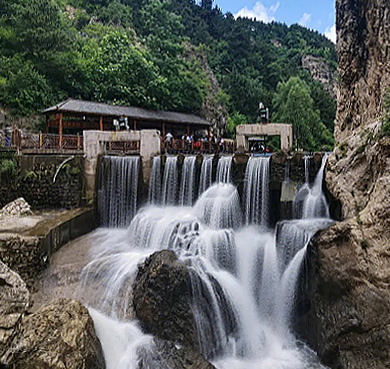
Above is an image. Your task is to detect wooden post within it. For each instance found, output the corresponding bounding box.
[77,133,80,150]
[134,120,137,131]
[162,122,166,138]
[59,113,63,149]
[99,116,103,131]
[208,126,211,142]
[39,131,43,149]
[187,124,190,136]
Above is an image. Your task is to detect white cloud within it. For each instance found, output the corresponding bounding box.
[299,13,312,27]
[325,24,336,43]
[235,2,280,23]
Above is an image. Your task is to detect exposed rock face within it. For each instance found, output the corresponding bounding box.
[133,250,197,347]
[336,0,390,142]
[0,261,29,356]
[298,0,390,368]
[1,298,106,369]
[301,54,337,97]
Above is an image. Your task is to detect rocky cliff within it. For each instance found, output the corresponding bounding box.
[298,1,390,368]
[336,0,390,143]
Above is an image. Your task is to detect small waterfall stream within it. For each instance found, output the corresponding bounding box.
[199,155,214,195]
[161,156,178,206]
[87,153,331,369]
[179,156,197,206]
[148,156,162,205]
[97,156,140,228]
[216,156,232,183]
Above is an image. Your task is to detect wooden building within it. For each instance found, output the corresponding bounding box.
[43,99,213,139]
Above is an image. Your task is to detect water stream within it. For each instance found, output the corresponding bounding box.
[90,154,331,369]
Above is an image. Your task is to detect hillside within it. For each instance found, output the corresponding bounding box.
[0,0,337,150]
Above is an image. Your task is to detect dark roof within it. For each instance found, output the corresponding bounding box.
[43,99,212,126]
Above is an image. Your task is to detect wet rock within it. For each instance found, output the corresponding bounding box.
[0,261,29,357]
[1,298,106,369]
[132,250,197,348]
[139,338,215,369]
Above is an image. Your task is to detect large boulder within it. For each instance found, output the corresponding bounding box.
[1,298,106,369]
[132,250,197,348]
[0,261,29,357]
[139,338,215,369]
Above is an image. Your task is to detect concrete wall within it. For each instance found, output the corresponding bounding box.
[83,130,161,202]
[236,123,293,153]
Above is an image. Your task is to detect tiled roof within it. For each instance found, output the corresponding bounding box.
[43,99,212,126]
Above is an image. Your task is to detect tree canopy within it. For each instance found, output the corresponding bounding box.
[0,0,337,150]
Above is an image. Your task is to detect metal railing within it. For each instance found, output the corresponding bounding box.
[17,132,83,151]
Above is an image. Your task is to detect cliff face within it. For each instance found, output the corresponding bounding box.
[298,1,390,368]
[336,0,390,143]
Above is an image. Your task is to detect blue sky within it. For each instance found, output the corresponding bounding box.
[214,0,336,43]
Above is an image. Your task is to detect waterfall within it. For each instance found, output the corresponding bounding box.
[82,153,332,369]
[304,155,310,184]
[199,155,214,196]
[148,156,161,205]
[216,156,232,183]
[244,156,270,227]
[161,156,178,206]
[294,155,329,219]
[97,156,140,228]
[179,156,197,206]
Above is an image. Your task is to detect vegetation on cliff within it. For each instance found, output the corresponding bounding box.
[0,0,336,149]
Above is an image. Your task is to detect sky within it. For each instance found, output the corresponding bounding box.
[214,0,336,43]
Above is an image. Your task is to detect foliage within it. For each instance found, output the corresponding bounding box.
[0,0,337,149]
[381,88,390,136]
[226,112,247,139]
[0,159,18,180]
[272,77,333,151]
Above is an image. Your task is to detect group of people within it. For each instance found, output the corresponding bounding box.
[165,131,227,150]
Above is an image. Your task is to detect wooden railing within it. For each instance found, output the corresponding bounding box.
[17,133,83,150]
[103,140,140,153]
[162,138,235,154]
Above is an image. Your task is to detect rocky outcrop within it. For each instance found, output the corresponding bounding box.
[0,198,32,219]
[336,0,390,143]
[133,250,197,347]
[1,298,106,369]
[0,261,29,357]
[298,0,390,367]
[301,54,337,97]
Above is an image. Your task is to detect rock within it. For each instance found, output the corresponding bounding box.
[1,298,106,369]
[0,198,32,220]
[139,338,216,369]
[336,0,390,143]
[301,54,337,97]
[0,261,29,357]
[297,1,390,367]
[132,250,197,348]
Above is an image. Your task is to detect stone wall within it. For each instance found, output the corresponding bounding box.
[0,154,84,210]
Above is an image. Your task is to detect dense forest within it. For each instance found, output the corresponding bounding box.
[0,0,337,150]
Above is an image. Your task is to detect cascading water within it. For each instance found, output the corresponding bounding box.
[148,156,161,205]
[216,156,232,183]
[293,155,329,219]
[244,156,270,227]
[199,155,214,195]
[161,156,178,206]
[179,156,197,206]
[83,153,332,369]
[97,156,140,228]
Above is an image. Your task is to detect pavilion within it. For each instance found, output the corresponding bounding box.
[42,99,212,140]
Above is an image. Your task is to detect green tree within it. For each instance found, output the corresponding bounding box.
[272,77,333,151]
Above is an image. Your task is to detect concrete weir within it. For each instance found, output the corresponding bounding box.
[83,130,161,202]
